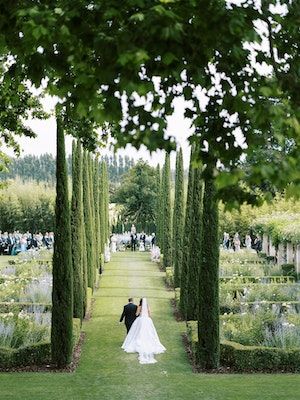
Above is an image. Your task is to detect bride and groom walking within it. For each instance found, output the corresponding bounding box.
[120,297,166,364]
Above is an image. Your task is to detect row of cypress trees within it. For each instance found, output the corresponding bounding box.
[157,150,185,271]
[51,111,110,367]
[157,146,219,369]
[178,148,219,370]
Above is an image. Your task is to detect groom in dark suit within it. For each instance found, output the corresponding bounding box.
[120,298,137,333]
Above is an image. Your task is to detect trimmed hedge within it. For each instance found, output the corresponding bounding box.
[176,289,300,315]
[0,302,51,313]
[220,340,300,372]
[281,263,296,278]
[0,318,81,369]
[7,259,52,266]
[0,342,51,369]
[221,301,300,314]
[186,321,300,372]
[220,275,295,284]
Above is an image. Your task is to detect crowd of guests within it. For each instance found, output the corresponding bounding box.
[0,231,54,255]
[110,225,156,253]
[222,232,262,252]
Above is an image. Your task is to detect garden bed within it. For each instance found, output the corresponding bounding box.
[187,320,300,372]
[0,318,81,370]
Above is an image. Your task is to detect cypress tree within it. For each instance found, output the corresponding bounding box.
[155,165,161,241]
[186,161,203,320]
[103,162,109,244]
[162,153,172,269]
[179,146,195,318]
[93,158,101,274]
[51,108,73,367]
[70,140,84,321]
[197,174,220,369]
[83,151,94,289]
[173,148,184,288]
[99,161,105,254]
[88,154,96,286]
[158,164,165,249]
[78,143,88,316]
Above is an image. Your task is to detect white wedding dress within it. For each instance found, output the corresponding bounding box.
[121,298,166,364]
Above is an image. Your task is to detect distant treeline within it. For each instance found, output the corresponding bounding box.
[0,153,135,184]
[0,180,55,232]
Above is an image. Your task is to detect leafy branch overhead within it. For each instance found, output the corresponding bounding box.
[1,1,300,201]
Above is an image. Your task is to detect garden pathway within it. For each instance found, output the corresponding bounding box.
[0,252,299,400]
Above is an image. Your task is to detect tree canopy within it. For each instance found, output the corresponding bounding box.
[113,160,157,230]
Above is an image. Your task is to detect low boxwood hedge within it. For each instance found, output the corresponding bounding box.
[220,300,300,315]
[220,275,295,284]
[220,340,300,372]
[0,302,51,313]
[0,318,81,369]
[186,321,300,372]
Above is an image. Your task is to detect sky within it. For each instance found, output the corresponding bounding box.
[16,96,193,169]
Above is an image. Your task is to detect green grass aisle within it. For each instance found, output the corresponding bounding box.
[0,252,300,400]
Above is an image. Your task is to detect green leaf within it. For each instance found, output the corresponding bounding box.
[54,8,63,15]
[129,13,144,22]
[162,52,177,65]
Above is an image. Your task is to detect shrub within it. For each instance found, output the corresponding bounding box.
[187,321,300,371]
[220,301,300,315]
[0,318,81,369]
[0,302,51,313]
[220,340,300,372]
[174,288,180,308]
[220,276,295,284]
[281,263,296,278]
[165,267,174,288]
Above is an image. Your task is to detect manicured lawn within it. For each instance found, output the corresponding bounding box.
[0,252,299,400]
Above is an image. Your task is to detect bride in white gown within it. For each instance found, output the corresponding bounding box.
[121,298,166,364]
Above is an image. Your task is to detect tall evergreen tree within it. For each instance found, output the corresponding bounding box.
[179,146,195,318]
[197,174,220,369]
[88,154,96,286]
[78,144,88,315]
[186,162,203,320]
[51,109,73,367]
[155,165,161,239]
[93,157,101,274]
[157,164,164,249]
[103,162,110,244]
[99,161,105,255]
[70,140,84,321]
[173,148,184,288]
[162,153,172,269]
[83,151,95,289]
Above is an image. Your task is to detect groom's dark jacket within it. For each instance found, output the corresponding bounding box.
[120,303,137,331]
